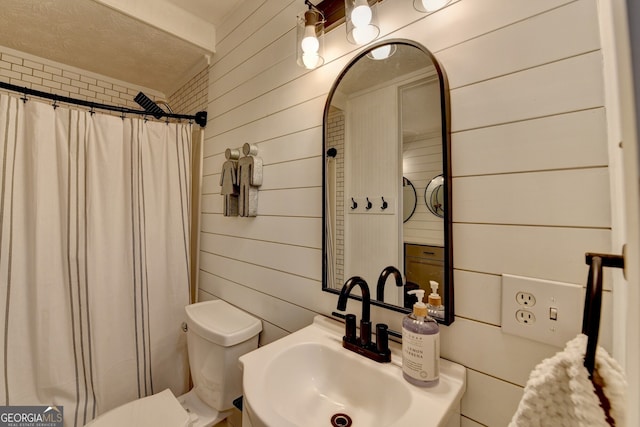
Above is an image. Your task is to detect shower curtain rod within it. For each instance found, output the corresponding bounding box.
[0,81,207,127]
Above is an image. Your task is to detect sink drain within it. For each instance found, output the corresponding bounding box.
[331,413,353,427]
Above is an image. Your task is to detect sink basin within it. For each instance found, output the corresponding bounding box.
[240,315,466,427]
[263,341,411,426]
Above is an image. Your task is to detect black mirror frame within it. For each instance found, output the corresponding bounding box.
[322,39,454,326]
[402,177,417,223]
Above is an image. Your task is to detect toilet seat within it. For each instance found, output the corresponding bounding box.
[85,389,190,427]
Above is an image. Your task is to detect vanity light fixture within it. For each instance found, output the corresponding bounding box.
[414,0,451,13]
[345,0,380,45]
[297,0,325,69]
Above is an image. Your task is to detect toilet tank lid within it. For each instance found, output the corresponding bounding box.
[185,300,262,347]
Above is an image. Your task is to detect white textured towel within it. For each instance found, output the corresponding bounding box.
[509,334,626,427]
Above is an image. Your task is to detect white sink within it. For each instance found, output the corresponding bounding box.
[240,315,466,427]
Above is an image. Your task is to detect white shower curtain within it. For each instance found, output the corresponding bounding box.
[0,93,192,426]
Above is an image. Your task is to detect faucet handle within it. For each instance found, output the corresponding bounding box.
[376,324,390,355]
[345,314,357,344]
[360,320,372,347]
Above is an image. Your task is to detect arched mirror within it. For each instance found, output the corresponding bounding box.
[323,39,454,325]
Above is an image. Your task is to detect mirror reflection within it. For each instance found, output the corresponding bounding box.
[323,40,454,325]
[402,177,417,223]
[425,174,445,218]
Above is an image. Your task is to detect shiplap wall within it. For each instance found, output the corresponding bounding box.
[199,0,614,425]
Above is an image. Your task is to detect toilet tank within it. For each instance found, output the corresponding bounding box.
[185,300,262,411]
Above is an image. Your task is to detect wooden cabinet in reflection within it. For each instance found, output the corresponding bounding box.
[404,243,444,309]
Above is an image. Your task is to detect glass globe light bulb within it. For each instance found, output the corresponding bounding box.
[302,53,320,69]
[421,0,450,12]
[352,24,377,44]
[301,25,319,54]
[351,0,372,27]
[370,45,392,60]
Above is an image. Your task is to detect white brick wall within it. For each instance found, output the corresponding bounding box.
[0,44,208,118]
[0,45,164,110]
[326,110,345,287]
[168,66,208,115]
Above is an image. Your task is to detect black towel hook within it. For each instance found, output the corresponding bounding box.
[351,198,358,210]
[381,197,388,210]
[365,197,372,210]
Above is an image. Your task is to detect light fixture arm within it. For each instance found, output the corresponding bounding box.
[304,0,322,14]
[304,0,326,25]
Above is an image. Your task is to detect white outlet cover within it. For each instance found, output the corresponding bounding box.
[501,274,583,348]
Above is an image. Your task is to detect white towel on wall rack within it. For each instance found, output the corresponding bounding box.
[509,334,626,427]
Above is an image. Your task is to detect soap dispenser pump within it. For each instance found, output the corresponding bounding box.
[427,281,445,320]
[402,289,440,386]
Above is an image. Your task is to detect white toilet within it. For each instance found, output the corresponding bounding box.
[86,299,262,427]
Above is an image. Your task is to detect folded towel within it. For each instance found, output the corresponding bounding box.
[509,334,626,427]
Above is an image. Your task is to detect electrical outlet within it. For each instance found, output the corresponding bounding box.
[516,292,536,307]
[516,309,535,324]
[502,274,582,347]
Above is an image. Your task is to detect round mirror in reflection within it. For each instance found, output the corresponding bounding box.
[425,175,445,218]
[403,177,417,222]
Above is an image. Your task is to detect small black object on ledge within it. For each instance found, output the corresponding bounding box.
[232,396,243,411]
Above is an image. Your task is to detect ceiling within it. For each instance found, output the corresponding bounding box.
[0,0,244,95]
[165,0,242,27]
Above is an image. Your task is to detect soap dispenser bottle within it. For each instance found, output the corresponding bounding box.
[426,281,445,320]
[402,289,439,386]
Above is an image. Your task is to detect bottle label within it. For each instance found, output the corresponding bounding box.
[402,330,440,382]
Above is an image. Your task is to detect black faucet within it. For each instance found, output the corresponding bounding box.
[376,266,404,301]
[335,276,391,363]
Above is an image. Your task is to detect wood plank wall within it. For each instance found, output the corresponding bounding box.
[199,0,614,425]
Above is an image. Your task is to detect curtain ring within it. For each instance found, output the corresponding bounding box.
[52,97,58,110]
[21,91,28,103]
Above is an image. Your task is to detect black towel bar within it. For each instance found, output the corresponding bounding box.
[582,252,625,375]
[582,251,624,426]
